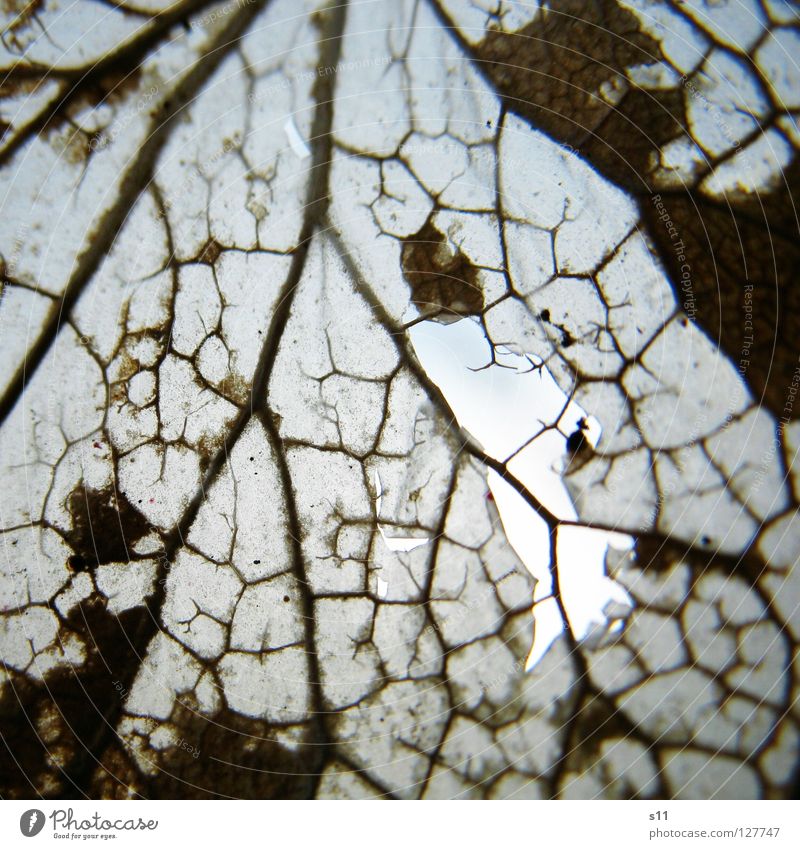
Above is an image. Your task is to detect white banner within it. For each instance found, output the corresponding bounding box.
[2,800,797,849]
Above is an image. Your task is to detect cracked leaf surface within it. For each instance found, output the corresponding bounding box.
[1,0,798,800]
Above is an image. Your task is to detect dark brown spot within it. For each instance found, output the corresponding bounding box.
[197,238,224,265]
[401,218,483,321]
[67,554,87,573]
[65,483,153,568]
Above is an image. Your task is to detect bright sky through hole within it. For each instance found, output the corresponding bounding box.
[409,317,633,665]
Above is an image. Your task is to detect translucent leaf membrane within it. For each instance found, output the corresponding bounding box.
[0,0,798,799]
